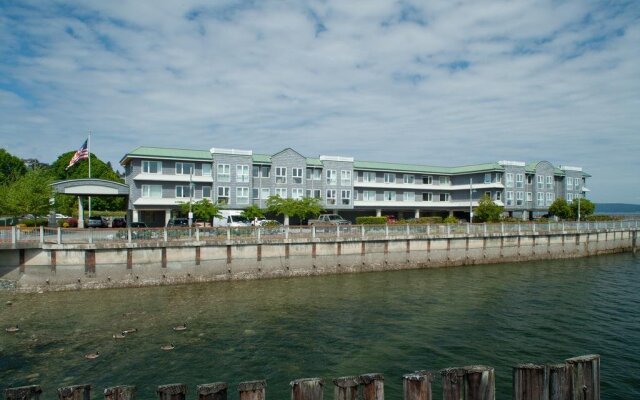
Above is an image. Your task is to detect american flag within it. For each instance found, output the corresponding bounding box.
[65,139,89,170]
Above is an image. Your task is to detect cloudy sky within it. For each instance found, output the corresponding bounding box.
[1,1,639,203]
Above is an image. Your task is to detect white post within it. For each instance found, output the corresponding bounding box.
[406,223,410,238]
[466,223,470,235]
[312,225,316,239]
[469,177,474,224]
[257,227,261,242]
[336,225,340,239]
[532,222,536,234]
[447,224,451,236]
[427,224,431,236]
[226,227,231,241]
[501,223,504,235]
[385,224,389,239]
[196,226,200,241]
[89,228,93,244]
[57,227,61,244]
[518,223,521,235]
[127,228,132,243]
[11,226,17,244]
[360,225,364,239]
[483,223,487,236]
[164,228,168,242]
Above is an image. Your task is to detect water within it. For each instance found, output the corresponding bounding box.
[1,253,639,399]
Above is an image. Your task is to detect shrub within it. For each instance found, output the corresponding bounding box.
[501,217,520,223]
[585,215,622,221]
[443,216,459,224]
[356,216,387,225]
[20,218,48,227]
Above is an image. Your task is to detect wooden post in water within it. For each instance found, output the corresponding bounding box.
[57,385,91,400]
[566,354,600,400]
[333,376,360,400]
[5,385,42,400]
[196,383,228,400]
[403,371,433,400]
[513,364,548,400]
[360,373,384,400]
[548,364,570,400]
[290,378,323,400]
[237,380,266,400]
[441,366,495,400]
[104,386,136,400]
[156,384,186,400]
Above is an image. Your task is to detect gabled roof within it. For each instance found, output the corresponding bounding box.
[353,160,503,175]
[271,147,306,159]
[120,146,211,165]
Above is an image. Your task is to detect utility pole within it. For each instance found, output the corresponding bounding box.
[188,171,193,227]
[469,178,474,224]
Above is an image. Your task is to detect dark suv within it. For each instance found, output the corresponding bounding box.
[167,218,189,227]
[87,216,108,228]
[112,218,127,228]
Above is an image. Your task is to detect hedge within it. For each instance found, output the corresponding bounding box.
[356,216,387,225]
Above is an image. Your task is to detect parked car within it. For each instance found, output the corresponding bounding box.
[130,222,148,228]
[307,214,351,226]
[55,213,69,220]
[255,219,282,227]
[87,216,108,228]
[112,218,127,228]
[167,218,189,227]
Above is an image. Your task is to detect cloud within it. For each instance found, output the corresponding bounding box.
[0,0,639,202]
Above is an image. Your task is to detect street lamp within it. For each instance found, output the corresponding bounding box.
[469,178,476,224]
[188,171,194,227]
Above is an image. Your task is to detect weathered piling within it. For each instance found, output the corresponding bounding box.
[359,373,384,400]
[441,365,495,400]
[196,383,228,400]
[57,385,91,400]
[333,376,360,400]
[104,386,136,400]
[290,378,323,400]
[566,354,600,400]
[237,380,266,400]
[403,371,433,400]
[4,385,42,400]
[548,364,570,400]
[513,364,548,400]
[156,384,186,400]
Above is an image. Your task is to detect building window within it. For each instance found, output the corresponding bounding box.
[142,160,162,174]
[516,174,524,189]
[516,191,524,206]
[252,166,260,178]
[537,175,544,190]
[404,192,415,202]
[176,185,193,198]
[566,177,573,190]
[326,170,337,185]
[292,188,304,200]
[275,188,287,198]
[575,179,580,190]
[362,171,376,182]
[546,176,553,189]
[495,173,502,183]
[275,167,287,184]
[527,175,533,185]
[506,191,514,206]
[326,189,337,205]
[203,186,211,199]
[537,192,544,206]
[384,191,396,201]
[363,190,376,201]
[341,190,351,205]
[526,192,532,202]
[217,164,230,182]
[495,191,501,201]
[261,188,270,199]
[236,165,249,183]
[567,193,573,202]
[341,170,352,185]
[262,166,271,178]
[202,164,212,177]
[176,162,195,175]
[484,191,491,199]
[423,192,433,202]
[306,189,321,199]
[439,176,451,186]
[384,173,396,183]
[506,173,514,188]
[236,187,249,205]
[217,187,230,204]
[546,192,554,206]
[439,193,450,202]
[292,168,303,184]
[484,173,492,184]
[306,168,321,180]
[252,188,259,200]
[403,174,415,184]
[141,185,162,198]
[423,176,433,185]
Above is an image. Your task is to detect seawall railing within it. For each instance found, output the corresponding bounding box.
[0,221,638,247]
[4,354,600,400]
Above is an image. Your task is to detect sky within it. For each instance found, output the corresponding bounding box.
[1,1,639,203]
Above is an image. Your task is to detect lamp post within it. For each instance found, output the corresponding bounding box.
[577,194,581,222]
[188,171,194,227]
[469,178,474,224]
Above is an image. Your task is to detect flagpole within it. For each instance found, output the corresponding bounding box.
[88,130,92,218]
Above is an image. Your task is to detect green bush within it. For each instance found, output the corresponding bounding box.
[356,216,387,225]
[443,216,459,224]
[19,218,48,227]
[585,214,622,221]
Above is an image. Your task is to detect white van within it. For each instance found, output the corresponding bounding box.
[213,210,252,227]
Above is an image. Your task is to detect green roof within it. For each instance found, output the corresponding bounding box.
[306,157,323,167]
[353,160,503,175]
[121,147,211,164]
[252,154,272,164]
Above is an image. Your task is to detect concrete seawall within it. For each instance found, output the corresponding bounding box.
[0,228,636,292]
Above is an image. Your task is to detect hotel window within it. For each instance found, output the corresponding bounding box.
[566,177,573,190]
[423,192,433,201]
[202,164,212,177]
[261,188,270,199]
[384,173,396,183]
[175,185,193,198]
[506,191,513,206]
[527,175,533,185]
[403,174,415,184]
[484,191,491,199]
[252,166,260,178]
[516,191,524,206]
[306,168,321,181]
[537,192,544,206]
[363,171,376,182]
[567,193,573,202]
[203,186,211,199]
[217,187,230,204]
[575,179,580,190]
[252,188,260,200]
[292,188,304,200]
[484,173,492,184]
[176,162,195,175]
[526,192,532,202]
[423,176,433,185]
[292,168,303,184]
[326,189,337,205]
[546,176,553,189]
[275,167,287,184]
[384,191,396,201]
[341,190,351,205]
[306,189,321,199]
[236,187,249,205]
[506,173,514,188]
[516,174,524,189]
[439,193,450,202]
[546,192,554,206]
[495,191,502,201]
[142,160,162,174]
[326,170,337,185]
[439,176,451,185]
[363,191,376,201]
[495,173,502,184]
[341,170,352,185]
[275,188,287,198]
[404,192,415,202]
[261,166,271,178]
[217,164,230,182]
[141,185,162,198]
[537,175,544,190]
[236,165,249,183]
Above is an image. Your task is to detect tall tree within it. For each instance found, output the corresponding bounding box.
[266,195,324,225]
[241,205,265,221]
[570,198,595,220]
[474,194,504,223]
[548,198,572,220]
[0,148,27,185]
[2,168,52,219]
[179,199,221,222]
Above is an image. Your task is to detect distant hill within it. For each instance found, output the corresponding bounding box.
[595,203,640,214]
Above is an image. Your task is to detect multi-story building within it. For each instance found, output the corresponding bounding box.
[120,146,590,226]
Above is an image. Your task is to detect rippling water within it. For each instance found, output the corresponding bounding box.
[1,253,639,399]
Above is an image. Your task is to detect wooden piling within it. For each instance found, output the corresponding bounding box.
[237,380,266,400]
[57,384,91,400]
[104,385,136,400]
[290,378,323,400]
[196,382,227,400]
[360,373,384,400]
[441,365,495,400]
[548,364,570,400]
[156,384,186,400]
[333,376,360,400]
[403,371,433,400]
[5,385,42,400]
[566,354,600,400]
[513,364,547,400]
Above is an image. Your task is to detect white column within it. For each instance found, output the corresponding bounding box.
[165,210,171,226]
[77,196,84,229]
[414,209,420,219]
[376,209,382,217]
[132,210,139,223]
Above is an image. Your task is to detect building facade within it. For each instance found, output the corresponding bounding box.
[120,146,590,226]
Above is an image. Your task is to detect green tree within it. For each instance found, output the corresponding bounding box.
[570,198,595,220]
[241,205,265,221]
[474,194,504,223]
[179,199,221,222]
[296,197,323,221]
[266,195,298,226]
[548,198,572,220]
[2,168,53,220]
[0,148,27,185]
